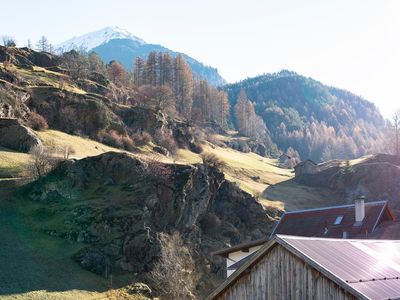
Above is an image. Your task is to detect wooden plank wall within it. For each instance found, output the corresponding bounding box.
[215,245,358,300]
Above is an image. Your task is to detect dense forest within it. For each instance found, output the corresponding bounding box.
[225,70,386,162]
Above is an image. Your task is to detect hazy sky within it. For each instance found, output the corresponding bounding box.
[1,0,399,118]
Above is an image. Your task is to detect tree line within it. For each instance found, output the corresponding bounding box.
[1,35,55,53]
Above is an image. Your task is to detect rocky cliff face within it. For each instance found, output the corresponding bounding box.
[22,152,279,294]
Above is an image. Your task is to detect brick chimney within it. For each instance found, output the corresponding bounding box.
[354,196,365,226]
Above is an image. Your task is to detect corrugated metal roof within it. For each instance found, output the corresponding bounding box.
[280,235,400,300]
[207,235,400,300]
[272,201,395,239]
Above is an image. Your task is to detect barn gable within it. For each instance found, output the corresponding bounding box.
[207,235,400,300]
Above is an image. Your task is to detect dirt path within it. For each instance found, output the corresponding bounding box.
[0,186,107,299]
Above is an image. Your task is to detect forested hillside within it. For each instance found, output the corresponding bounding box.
[225,70,386,162]
[93,39,226,86]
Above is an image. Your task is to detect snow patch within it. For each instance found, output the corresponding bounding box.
[55,26,145,53]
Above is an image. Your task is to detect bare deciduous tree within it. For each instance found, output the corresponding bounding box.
[36,36,50,52]
[1,35,16,47]
[25,145,57,179]
[386,109,400,156]
[150,231,197,300]
[201,152,226,170]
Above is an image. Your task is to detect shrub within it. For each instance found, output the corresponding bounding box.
[201,153,226,170]
[154,128,178,156]
[121,136,135,151]
[98,130,123,148]
[150,232,197,300]
[28,112,48,131]
[107,130,124,148]
[200,212,221,233]
[190,142,204,154]
[132,131,152,146]
[237,140,250,153]
[98,130,136,151]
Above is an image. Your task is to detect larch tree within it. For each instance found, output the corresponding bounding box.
[88,52,107,75]
[234,89,250,135]
[388,109,400,156]
[133,56,144,86]
[162,52,173,86]
[36,36,50,52]
[145,52,158,86]
[173,54,193,119]
[107,61,127,85]
[235,89,269,141]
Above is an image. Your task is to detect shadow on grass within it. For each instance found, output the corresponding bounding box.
[0,190,108,296]
[262,178,343,212]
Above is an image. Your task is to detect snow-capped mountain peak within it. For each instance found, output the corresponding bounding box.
[56,26,145,53]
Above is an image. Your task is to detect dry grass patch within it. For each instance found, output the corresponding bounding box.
[0,148,30,178]
[36,130,123,159]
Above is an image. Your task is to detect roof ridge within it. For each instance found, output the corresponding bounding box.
[284,200,387,215]
[276,234,400,243]
[346,276,400,284]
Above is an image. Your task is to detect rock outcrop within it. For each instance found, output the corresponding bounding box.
[0,118,42,152]
[23,151,280,295]
[0,45,60,68]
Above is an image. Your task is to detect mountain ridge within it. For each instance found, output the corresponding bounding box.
[55,26,145,52]
[56,26,226,86]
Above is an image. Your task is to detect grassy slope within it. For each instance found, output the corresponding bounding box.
[37,130,123,159]
[0,130,123,179]
[0,148,30,178]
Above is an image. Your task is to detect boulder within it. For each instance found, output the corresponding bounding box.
[125,282,152,297]
[153,145,169,156]
[0,118,42,152]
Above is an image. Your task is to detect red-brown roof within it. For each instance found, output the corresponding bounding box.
[365,220,400,239]
[271,201,395,239]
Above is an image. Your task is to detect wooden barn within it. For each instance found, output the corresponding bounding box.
[207,235,400,300]
[294,159,318,176]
